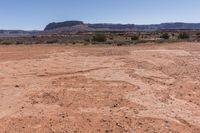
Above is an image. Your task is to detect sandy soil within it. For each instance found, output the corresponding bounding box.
[0,43,200,133]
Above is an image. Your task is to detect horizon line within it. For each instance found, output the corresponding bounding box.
[1,21,200,31]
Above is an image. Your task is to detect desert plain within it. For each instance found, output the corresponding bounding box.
[0,43,200,133]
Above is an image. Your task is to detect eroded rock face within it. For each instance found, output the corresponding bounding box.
[44,21,84,31]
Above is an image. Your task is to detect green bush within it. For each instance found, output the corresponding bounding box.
[92,33,107,42]
[84,38,90,42]
[196,33,200,36]
[15,41,23,45]
[178,32,189,39]
[109,37,113,40]
[160,33,170,39]
[46,39,59,44]
[134,40,148,44]
[35,40,44,44]
[131,36,139,41]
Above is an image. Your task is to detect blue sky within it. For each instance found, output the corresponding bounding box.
[0,0,200,30]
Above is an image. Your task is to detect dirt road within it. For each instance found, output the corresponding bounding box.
[0,43,200,133]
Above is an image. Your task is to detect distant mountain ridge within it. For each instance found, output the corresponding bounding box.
[1,21,200,37]
[44,21,200,32]
[0,30,39,37]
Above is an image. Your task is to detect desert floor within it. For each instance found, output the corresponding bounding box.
[0,43,200,133]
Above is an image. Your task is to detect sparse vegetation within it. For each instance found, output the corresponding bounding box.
[1,30,200,45]
[1,40,13,45]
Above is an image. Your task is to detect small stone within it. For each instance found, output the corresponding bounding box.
[15,85,19,88]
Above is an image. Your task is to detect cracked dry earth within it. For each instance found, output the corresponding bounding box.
[0,43,200,133]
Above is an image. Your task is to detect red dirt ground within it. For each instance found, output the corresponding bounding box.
[0,43,200,133]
